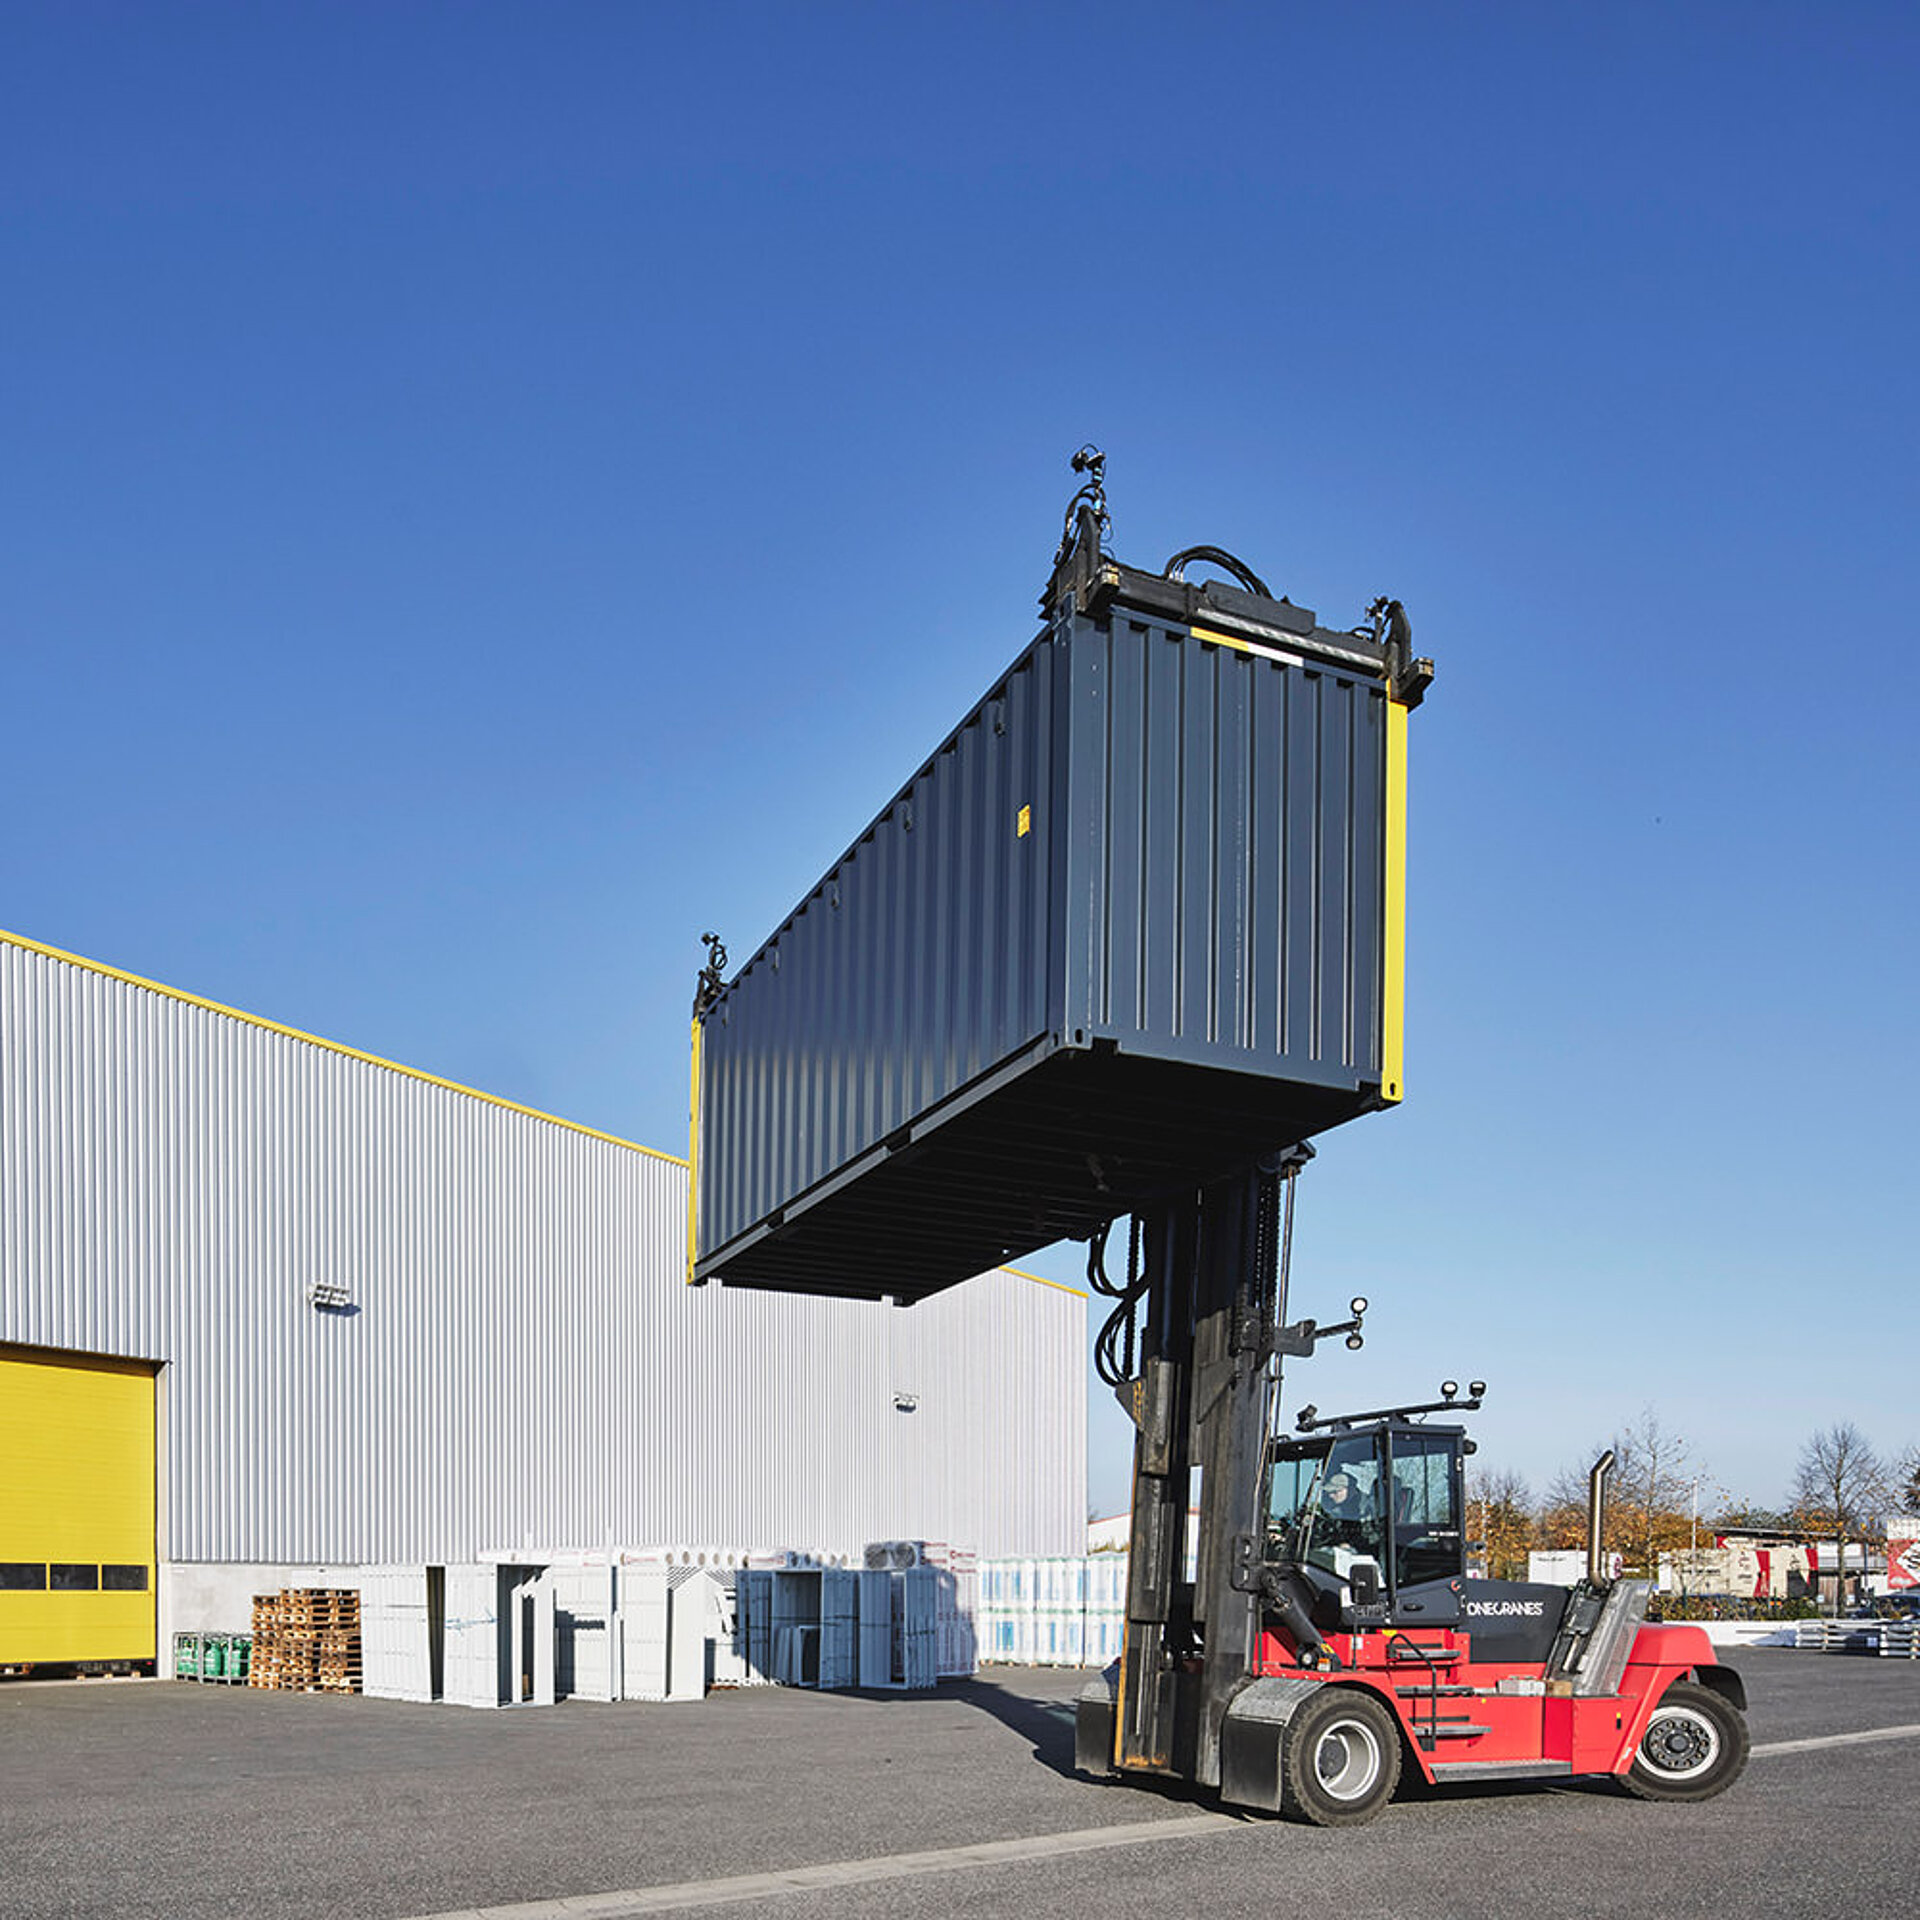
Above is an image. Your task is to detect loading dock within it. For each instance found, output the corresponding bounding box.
[0,1343,158,1667]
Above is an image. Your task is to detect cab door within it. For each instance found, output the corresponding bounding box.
[1384,1427,1466,1626]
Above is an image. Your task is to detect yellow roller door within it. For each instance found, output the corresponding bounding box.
[0,1346,157,1665]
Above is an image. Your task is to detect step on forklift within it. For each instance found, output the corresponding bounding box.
[1073,1150,1750,1825]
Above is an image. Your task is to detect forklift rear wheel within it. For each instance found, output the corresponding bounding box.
[1281,1689,1402,1827]
[1623,1680,1750,1801]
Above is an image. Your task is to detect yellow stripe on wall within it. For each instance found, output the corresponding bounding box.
[0,927,683,1167]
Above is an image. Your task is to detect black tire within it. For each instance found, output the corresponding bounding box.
[1280,1688,1403,1827]
[1623,1680,1750,1802]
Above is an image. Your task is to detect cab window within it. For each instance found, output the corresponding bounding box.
[1389,1432,1464,1588]
[1300,1435,1387,1579]
[1265,1447,1325,1550]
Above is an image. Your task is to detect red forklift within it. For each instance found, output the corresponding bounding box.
[1073,1151,1750,1824]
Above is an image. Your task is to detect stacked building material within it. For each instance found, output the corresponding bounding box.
[862,1541,978,1678]
[732,1563,949,1691]
[977,1555,1126,1667]
[248,1588,361,1693]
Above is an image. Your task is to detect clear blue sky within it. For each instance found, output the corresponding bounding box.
[6,4,1915,1520]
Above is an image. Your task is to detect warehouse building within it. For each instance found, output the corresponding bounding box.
[0,929,1085,1672]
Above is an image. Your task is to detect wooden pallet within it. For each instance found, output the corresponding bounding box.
[247,1587,364,1692]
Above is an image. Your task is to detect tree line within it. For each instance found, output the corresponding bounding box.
[1468,1412,1920,1593]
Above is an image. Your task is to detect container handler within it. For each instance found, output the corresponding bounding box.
[688,452,1750,1822]
[1071,1153,1750,1824]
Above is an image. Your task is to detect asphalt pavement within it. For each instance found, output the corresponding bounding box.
[1,1650,1915,1919]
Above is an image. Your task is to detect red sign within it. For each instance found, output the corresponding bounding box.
[1890,1531,1920,1591]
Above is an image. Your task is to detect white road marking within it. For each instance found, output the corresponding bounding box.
[398,1723,1920,1920]
[1753,1722,1920,1757]
[395,1811,1241,1920]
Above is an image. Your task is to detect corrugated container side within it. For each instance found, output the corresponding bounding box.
[1065,617,1385,1077]
[698,640,1058,1262]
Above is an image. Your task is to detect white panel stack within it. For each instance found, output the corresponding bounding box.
[976,1555,1126,1668]
[705,1574,750,1688]
[770,1568,822,1687]
[857,1570,894,1685]
[818,1569,858,1690]
[899,1568,939,1689]
[443,1564,503,1707]
[526,1583,556,1708]
[552,1565,620,1703]
[737,1569,775,1682]
[619,1563,672,1702]
[359,1566,434,1702]
[664,1568,710,1703]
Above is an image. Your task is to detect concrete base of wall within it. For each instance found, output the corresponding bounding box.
[160,1562,359,1650]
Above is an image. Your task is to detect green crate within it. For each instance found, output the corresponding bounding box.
[173,1632,203,1680]
[227,1636,252,1684]
[203,1633,231,1681]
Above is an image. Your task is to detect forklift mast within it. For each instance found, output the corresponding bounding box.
[1100,1150,1364,1786]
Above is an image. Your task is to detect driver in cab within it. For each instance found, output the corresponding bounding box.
[1316,1471,1375,1549]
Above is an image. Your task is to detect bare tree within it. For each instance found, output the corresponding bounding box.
[1892,1445,1920,1518]
[1603,1410,1705,1577]
[1466,1467,1534,1582]
[1791,1423,1888,1613]
[1543,1411,1709,1578]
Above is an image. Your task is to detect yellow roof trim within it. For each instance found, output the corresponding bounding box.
[998,1264,1088,1300]
[0,927,685,1166]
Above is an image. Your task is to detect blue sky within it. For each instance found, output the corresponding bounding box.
[6,4,1916,1519]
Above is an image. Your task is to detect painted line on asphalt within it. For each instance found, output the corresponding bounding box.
[395,1813,1241,1920]
[1753,1722,1920,1757]
[399,1725,1920,1919]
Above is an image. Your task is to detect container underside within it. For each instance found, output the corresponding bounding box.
[697,1048,1379,1304]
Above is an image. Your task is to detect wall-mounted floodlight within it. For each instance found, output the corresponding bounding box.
[893,1392,919,1414]
[309,1281,352,1312]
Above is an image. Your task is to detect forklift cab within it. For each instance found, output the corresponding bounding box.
[1265,1421,1469,1631]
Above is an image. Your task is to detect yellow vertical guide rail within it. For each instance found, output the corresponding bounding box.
[686,1017,703,1283]
[0,1348,157,1664]
[1380,692,1410,1104]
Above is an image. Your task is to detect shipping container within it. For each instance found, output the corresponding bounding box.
[692,539,1430,1303]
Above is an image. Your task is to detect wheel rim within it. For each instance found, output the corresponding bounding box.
[1312,1717,1384,1800]
[1640,1704,1720,1779]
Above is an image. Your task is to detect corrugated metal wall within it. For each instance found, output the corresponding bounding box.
[0,935,1083,1563]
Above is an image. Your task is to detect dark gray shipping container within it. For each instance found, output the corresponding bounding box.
[692,546,1428,1303]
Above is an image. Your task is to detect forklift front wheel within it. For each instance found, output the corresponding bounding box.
[1281,1689,1402,1827]
[1623,1680,1750,1802]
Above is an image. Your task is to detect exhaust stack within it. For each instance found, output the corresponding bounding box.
[1586,1449,1616,1581]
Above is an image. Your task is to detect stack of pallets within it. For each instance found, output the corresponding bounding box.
[247,1588,362,1694]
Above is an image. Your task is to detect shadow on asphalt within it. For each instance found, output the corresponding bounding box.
[827,1676,1219,1802]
